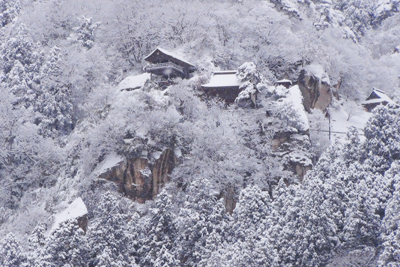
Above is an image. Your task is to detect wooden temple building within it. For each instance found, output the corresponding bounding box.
[362,88,396,112]
[201,71,244,103]
[201,70,258,106]
[143,48,196,80]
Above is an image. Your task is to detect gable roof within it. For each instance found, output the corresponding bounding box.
[202,71,243,88]
[362,88,395,105]
[144,47,196,70]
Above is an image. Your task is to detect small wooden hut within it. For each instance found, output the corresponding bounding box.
[274,79,292,89]
[362,88,395,112]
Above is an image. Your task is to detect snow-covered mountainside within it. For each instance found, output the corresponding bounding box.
[0,0,400,266]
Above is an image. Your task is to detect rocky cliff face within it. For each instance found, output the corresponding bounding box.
[298,69,332,112]
[272,130,313,181]
[98,149,176,203]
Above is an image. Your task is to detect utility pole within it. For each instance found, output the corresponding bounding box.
[327,108,331,141]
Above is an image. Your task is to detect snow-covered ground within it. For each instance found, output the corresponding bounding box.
[329,108,372,143]
[93,153,124,176]
[50,197,88,233]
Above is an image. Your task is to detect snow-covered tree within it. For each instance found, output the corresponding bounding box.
[138,190,177,266]
[228,185,278,266]
[35,46,74,137]
[88,192,135,266]
[69,16,100,50]
[0,23,44,108]
[0,0,20,28]
[0,232,27,267]
[174,178,230,266]
[362,104,400,174]
[37,219,88,266]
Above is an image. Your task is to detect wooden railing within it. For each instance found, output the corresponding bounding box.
[144,62,185,73]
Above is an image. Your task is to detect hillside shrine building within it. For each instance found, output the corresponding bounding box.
[201,70,258,106]
[143,48,196,80]
[362,88,395,112]
[201,71,243,103]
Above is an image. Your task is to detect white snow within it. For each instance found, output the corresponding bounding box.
[329,107,372,143]
[149,88,170,106]
[282,85,310,131]
[376,1,392,15]
[288,151,312,166]
[94,153,124,175]
[276,79,292,84]
[50,197,88,233]
[305,63,330,85]
[202,71,243,88]
[117,73,151,91]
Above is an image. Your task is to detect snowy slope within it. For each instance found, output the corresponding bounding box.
[329,108,372,143]
[50,197,88,233]
[93,153,124,176]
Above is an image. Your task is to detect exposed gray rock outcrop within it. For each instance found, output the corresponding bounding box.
[298,68,332,112]
[272,130,312,181]
[98,149,176,203]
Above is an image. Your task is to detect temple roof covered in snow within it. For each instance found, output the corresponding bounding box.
[362,88,396,111]
[202,71,243,88]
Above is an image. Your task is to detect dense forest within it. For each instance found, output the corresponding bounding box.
[1,0,400,266]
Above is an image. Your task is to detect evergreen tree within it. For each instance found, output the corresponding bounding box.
[174,178,230,266]
[377,161,400,266]
[37,219,88,267]
[271,143,347,266]
[0,232,27,267]
[229,185,278,266]
[35,46,74,137]
[362,105,400,174]
[343,125,361,166]
[27,223,46,265]
[69,16,100,50]
[138,190,177,266]
[0,23,44,108]
[88,192,134,266]
[0,0,20,28]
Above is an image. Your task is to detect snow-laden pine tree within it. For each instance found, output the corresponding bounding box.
[88,192,135,266]
[343,126,362,166]
[0,0,20,28]
[377,161,400,266]
[0,23,44,109]
[271,143,346,266]
[35,46,74,137]
[174,178,230,266]
[138,190,177,266]
[27,223,46,265]
[362,104,400,174]
[223,185,278,266]
[36,219,88,267]
[0,232,27,267]
[68,16,100,50]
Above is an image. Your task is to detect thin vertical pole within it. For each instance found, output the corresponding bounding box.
[328,109,331,141]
